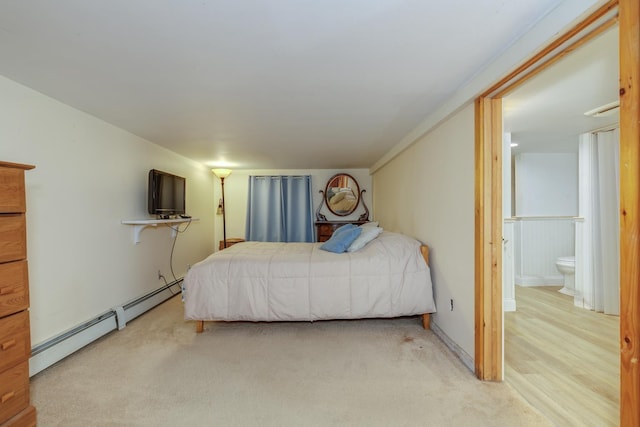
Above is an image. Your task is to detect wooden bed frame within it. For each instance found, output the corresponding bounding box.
[194,244,432,333]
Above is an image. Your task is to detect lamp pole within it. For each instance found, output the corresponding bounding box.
[212,169,232,249]
[220,176,227,248]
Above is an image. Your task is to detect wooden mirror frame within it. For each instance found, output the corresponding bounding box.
[323,173,360,217]
[316,173,370,221]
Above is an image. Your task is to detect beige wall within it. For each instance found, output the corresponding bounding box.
[372,103,475,359]
[0,75,216,345]
[369,0,604,369]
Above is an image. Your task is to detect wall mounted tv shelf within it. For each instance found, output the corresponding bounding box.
[121,218,199,244]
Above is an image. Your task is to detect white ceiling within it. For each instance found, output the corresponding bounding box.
[0,0,570,169]
[505,26,619,154]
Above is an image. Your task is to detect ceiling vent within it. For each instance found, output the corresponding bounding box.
[584,101,620,118]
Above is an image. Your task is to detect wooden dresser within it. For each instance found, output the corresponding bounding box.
[315,221,368,242]
[0,161,36,427]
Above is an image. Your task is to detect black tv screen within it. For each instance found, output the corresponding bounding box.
[148,169,186,217]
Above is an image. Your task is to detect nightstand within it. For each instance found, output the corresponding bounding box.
[219,238,245,250]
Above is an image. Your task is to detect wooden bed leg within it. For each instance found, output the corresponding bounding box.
[196,320,204,333]
[421,313,430,330]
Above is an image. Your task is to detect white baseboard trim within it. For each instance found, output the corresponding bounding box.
[504,298,517,312]
[30,314,117,376]
[30,281,182,377]
[430,320,474,373]
[515,275,563,286]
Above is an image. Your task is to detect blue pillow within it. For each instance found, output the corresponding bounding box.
[332,223,357,237]
[320,225,362,253]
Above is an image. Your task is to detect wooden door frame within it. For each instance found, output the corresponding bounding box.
[475,0,640,424]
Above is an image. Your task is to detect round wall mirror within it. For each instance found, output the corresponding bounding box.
[324,173,360,216]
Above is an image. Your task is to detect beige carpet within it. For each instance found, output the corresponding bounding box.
[31,296,551,427]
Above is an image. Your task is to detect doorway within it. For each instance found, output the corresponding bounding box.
[474,0,640,424]
[500,23,620,425]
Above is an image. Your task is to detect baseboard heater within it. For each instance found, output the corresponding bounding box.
[29,279,182,377]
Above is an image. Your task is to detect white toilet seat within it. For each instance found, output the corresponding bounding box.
[557,256,575,266]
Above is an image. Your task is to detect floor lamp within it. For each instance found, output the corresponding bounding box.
[212,169,232,248]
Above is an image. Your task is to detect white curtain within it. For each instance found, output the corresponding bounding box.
[575,129,619,315]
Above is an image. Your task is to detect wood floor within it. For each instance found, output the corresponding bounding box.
[505,286,619,427]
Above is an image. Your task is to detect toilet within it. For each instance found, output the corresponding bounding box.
[556,256,575,296]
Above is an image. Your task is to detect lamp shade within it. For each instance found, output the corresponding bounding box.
[212,168,232,179]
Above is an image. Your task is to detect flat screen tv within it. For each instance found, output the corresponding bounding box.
[148,169,186,217]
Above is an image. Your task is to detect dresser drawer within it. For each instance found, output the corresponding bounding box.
[0,261,29,318]
[0,169,26,214]
[0,311,30,373]
[0,216,26,264]
[317,224,335,234]
[1,404,36,427]
[316,224,334,242]
[315,221,369,242]
[0,361,29,425]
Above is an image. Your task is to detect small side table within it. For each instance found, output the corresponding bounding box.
[219,238,245,250]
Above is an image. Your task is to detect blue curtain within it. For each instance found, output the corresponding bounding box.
[245,175,315,242]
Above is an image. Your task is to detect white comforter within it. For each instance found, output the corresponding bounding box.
[183,231,436,322]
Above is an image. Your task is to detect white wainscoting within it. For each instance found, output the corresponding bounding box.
[503,219,516,311]
[514,217,575,286]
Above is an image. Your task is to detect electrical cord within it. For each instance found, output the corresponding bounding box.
[164,219,192,295]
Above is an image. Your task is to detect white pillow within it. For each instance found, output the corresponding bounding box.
[360,221,379,227]
[346,226,383,252]
[330,192,346,203]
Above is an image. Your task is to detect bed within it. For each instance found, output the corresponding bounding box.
[182,231,436,332]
